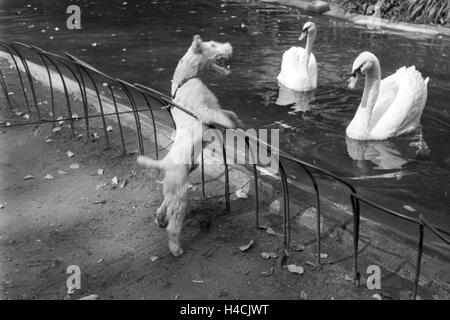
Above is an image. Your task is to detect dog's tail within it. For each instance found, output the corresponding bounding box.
[137,155,170,170]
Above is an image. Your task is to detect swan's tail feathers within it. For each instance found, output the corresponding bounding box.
[137,155,169,170]
[424,77,430,86]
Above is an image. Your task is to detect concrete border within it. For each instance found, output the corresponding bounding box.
[258,0,450,37]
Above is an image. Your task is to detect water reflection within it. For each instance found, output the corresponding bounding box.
[345,131,430,172]
[275,84,315,113]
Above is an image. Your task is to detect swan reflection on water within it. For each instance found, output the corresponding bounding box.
[275,84,315,113]
[345,131,430,179]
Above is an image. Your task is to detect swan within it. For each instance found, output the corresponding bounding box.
[277,21,318,92]
[346,51,429,140]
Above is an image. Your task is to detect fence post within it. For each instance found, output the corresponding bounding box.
[412,215,424,300]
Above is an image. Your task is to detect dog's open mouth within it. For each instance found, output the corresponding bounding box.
[212,54,232,75]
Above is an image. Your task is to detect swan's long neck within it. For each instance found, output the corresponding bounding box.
[356,63,381,134]
[301,31,315,72]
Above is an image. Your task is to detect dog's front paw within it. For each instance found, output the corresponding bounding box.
[169,243,184,257]
[225,110,244,128]
[155,208,168,228]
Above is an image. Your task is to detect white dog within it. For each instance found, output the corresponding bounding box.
[137,35,241,256]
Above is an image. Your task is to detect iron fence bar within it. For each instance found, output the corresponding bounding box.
[350,194,361,285]
[242,135,260,228]
[32,50,76,135]
[413,216,424,300]
[9,42,40,118]
[299,164,322,266]
[0,68,13,109]
[0,42,31,114]
[201,147,206,197]
[116,79,144,155]
[139,91,159,160]
[31,49,56,127]
[80,67,111,147]
[279,162,291,250]
[222,140,231,213]
[421,217,450,245]
[106,84,127,155]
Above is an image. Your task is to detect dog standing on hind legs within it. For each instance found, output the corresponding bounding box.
[137,35,241,256]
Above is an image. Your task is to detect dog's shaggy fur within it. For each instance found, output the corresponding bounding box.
[137,35,240,256]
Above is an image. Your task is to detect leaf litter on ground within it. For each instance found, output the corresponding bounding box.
[239,240,255,252]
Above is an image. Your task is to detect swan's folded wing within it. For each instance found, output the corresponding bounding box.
[308,52,318,89]
[370,66,427,139]
[370,70,401,128]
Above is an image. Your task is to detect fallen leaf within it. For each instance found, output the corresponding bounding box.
[97,259,103,263]
[58,170,68,175]
[0,203,4,209]
[286,264,304,275]
[239,240,255,252]
[261,252,278,260]
[292,244,305,252]
[106,125,113,132]
[96,182,108,190]
[269,199,280,214]
[372,293,382,300]
[260,267,274,277]
[78,294,98,300]
[265,227,276,236]
[235,188,248,199]
[44,174,54,180]
[53,126,61,133]
[119,179,128,189]
[299,290,308,300]
[235,181,250,199]
[57,116,64,125]
[69,163,80,170]
[98,169,104,175]
[92,132,100,140]
[23,175,35,180]
[112,176,119,184]
[66,150,75,158]
[192,280,204,283]
[15,111,24,116]
[77,133,83,140]
[23,114,30,120]
[306,261,318,268]
[344,274,353,282]
[45,138,53,143]
[403,205,416,212]
[150,256,159,262]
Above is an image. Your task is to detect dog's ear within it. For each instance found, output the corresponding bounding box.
[191,35,202,54]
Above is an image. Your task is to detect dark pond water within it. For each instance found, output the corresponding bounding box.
[1,0,449,231]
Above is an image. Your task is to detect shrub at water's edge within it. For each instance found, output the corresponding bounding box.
[331,0,449,27]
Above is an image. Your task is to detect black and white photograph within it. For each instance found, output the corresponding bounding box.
[0,0,449,306]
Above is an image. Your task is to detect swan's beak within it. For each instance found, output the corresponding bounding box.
[347,69,361,89]
[348,74,359,90]
[298,31,307,41]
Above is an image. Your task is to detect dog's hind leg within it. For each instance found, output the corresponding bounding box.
[166,193,187,257]
[155,197,169,228]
